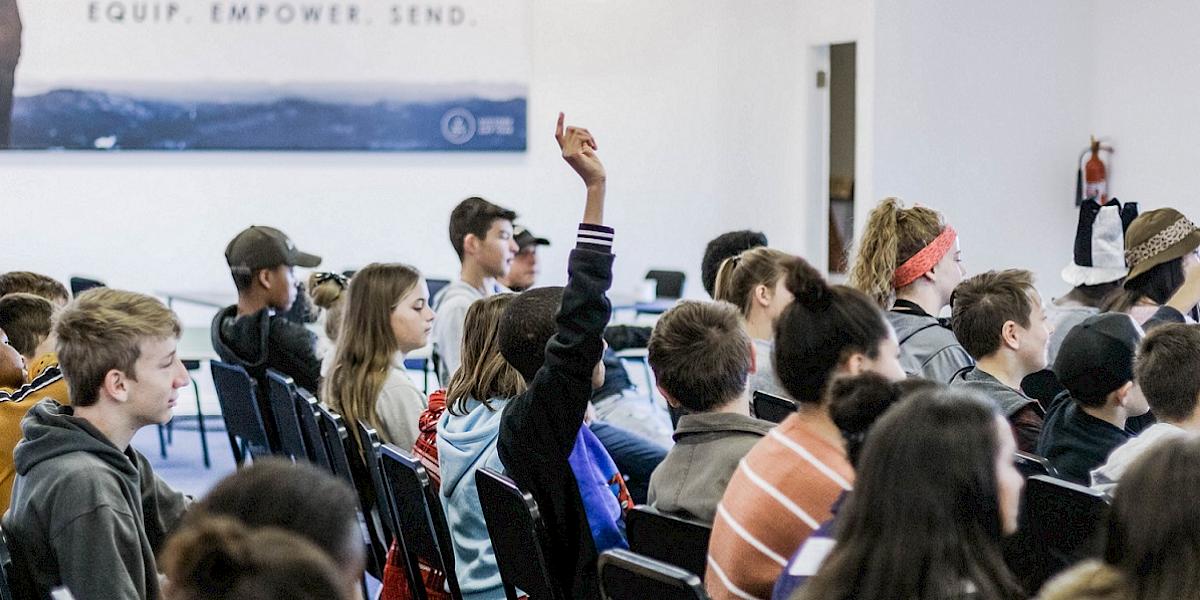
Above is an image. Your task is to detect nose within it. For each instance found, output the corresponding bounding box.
[173,361,190,388]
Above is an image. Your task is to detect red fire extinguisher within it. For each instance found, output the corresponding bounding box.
[1076,136,1113,205]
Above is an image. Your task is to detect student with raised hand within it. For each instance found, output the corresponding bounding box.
[706,257,906,600]
[323,263,435,450]
[212,225,324,393]
[4,288,191,600]
[162,515,350,600]
[793,388,1025,600]
[1037,313,1150,485]
[1091,323,1200,496]
[645,300,773,523]
[496,113,630,600]
[949,269,1052,453]
[848,197,972,383]
[1039,437,1200,600]
[701,230,769,298]
[178,459,365,599]
[772,374,939,599]
[713,247,796,398]
[431,196,519,383]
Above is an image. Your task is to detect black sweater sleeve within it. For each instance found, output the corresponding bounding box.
[500,226,614,459]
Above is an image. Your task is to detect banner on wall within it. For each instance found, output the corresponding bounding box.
[1,0,529,151]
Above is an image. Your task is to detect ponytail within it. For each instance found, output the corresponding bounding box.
[713,247,793,317]
[849,198,947,308]
[308,271,349,342]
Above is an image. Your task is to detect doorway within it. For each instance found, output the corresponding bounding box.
[827,42,856,275]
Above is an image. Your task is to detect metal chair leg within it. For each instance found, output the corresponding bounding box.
[191,375,211,468]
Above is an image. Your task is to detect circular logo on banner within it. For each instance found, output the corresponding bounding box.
[441,108,478,145]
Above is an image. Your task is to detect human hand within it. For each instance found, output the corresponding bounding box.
[555,112,605,188]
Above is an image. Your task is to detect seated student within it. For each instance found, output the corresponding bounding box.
[1103,207,1200,324]
[772,374,939,599]
[161,515,350,600]
[1036,313,1151,485]
[949,269,1052,453]
[849,198,973,383]
[645,300,772,523]
[431,196,518,382]
[1039,437,1200,600]
[494,114,631,600]
[498,225,550,292]
[0,271,69,307]
[713,247,797,398]
[4,288,191,600]
[177,459,365,599]
[0,294,71,513]
[1091,323,1200,496]
[701,230,769,298]
[307,271,349,377]
[211,225,323,393]
[324,263,434,450]
[794,388,1025,600]
[438,293,521,600]
[706,258,906,600]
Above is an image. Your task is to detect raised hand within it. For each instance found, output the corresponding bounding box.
[555,112,606,188]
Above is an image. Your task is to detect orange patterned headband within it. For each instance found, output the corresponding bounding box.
[893,225,957,288]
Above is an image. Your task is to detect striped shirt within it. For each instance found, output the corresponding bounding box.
[0,354,69,512]
[705,412,853,600]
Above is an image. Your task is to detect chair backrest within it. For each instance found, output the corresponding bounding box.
[644,270,685,299]
[379,444,464,599]
[315,404,390,579]
[475,467,563,600]
[598,549,707,600]
[751,391,796,424]
[1014,451,1057,479]
[210,361,272,465]
[427,278,452,309]
[67,276,105,297]
[0,523,14,600]
[265,370,309,461]
[293,388,331,469]
[1023,475,1109,557]
[626,505,712,580]
[355,422,398,544]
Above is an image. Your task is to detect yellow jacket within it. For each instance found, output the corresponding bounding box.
[0,352,70,512]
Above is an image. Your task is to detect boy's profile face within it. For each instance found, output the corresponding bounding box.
[263,265,298,312]
[473,219,517,278]
[0,327,26,388]
[1014,290,1052,372]
[121,336,189,427]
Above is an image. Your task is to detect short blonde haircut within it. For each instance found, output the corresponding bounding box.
[55,288,182,407]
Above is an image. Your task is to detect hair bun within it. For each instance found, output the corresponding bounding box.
[784,257,832,311]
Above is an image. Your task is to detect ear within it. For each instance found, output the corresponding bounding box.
[841,352,867,376]
[657,384,681,409]
[1000,320,1021,351]
[752,284,772,309]
[463,233,481,257]
[100,368,130,404]
[747,340,758,375]
[1112,381,1134,407]
[255,268,274,291]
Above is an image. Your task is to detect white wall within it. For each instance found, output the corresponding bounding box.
[870,0,1093,299]
[1090,1,1200,221]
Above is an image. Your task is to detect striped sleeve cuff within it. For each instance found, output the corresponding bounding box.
[576,223,615,253]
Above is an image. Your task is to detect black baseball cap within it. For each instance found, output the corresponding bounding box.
[225,225,322,274]
[513,226,550,252]
[1053,313,1143,404]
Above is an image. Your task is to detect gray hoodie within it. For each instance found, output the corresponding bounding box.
[886,311,974,383]
[431,279,507,383]
[3,400,189,600]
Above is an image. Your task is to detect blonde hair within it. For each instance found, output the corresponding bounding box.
[446,294,526,416]
[323,263,421,445]
[849,197,948,308]
[307,272,349,342]
[713,247,793,317]
[54,288,182,407]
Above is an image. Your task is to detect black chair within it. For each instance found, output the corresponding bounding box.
[265,370,310,461]
[294,388,331,470]
[626,506,712,580]
[475,467,563,600]
[751,391,796,424]
[644,270,686,299]
[598,549,707,600]
[379,444,465,600]
[355,421,399,545]
[427,278,451,310]
[67,276,104,297]
[1007,474,1109,591]
[314,404,390,581]
[1014,451,1057,479]
[0,523,14,600]
[210,361,272,466]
